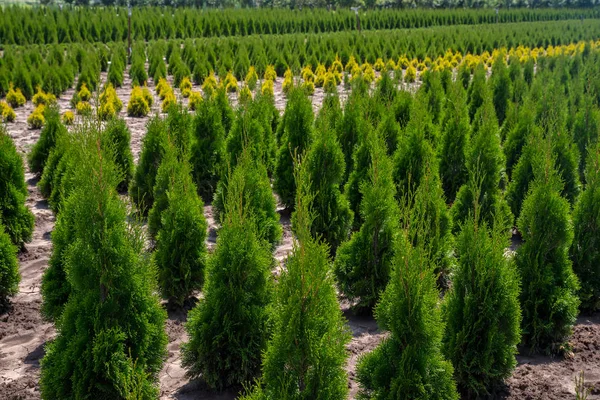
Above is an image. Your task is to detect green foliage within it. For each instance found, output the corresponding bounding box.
[393,98,437,201]
[516,143,580,354]
[443,212,521,397]
[345,127,375,230]
[40,127,167,399]
[491,55,512,127]
[0,223,19,308]
[300,124,352,254]
[572,96,600,182]
[335,131,398,313]
[504,98,538,180]
[102,118,134,192]
[214,151,281,247]
[337,91,369,183]
[274,88,314,209]
[507,131,539,222]
[0,128,34,247]
[439,81,471,203]
[452,91,512,234]
[182,160,273,391]
[190,98,226,202]
[241,168,350,400]
[467,64,487,122]
[28,104,67,175]
[152,148,207,306]
[130,116,168,215]
[571,143,600,312]
[356,233,458,400]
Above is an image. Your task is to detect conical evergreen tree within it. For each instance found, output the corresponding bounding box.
[274,88,314,209]
[393,97,438,202]
[356,233,458,400]
[315,93,343,142]
[335,130,398,313]
[0,222,19,309]
[152,147,207,306]
[226,94,277,175]
[241,165,350,400]
[503,97,538,180]
[190,97,225,203]
[439,80,471,203]
[452,90,512,233]
[299,124,352,254]
[337,90,369,184]
[102,117,134,192]
[571,142,600,312]
[40,128,167,399]
[507,131,540,222]
[516,142,580,354]
[213,151,281,247]
[443,200,521,397]
[491,55,512,127]
[0,127,34,247]
[28,104,67,175]
[409,165,454,289]
[130,116,168,214]
[572,95,600,182]
[344,126,374,230]
[467,64,487,122]
[181,161,274,390]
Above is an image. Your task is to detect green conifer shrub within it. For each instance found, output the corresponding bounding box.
[274,88,314,209]
[335,131,398,313]
[337,91,369,183]
[28,104,67,175]
[491,55,512,127]
[443,207,521,397]
[344,127,375,229]
[40,128,167,399]
[152,148,207,306]
[0,223,19,309]
[102,118,134,192]
[452,91,512,233]
[572,97,600,181]
[241,167,350,400]
[504,98,538,180]
[356,234,458,400]
[516,144,580,354]
[130,116,168,214]
[181,161,274,390]
[571,142,600,312]
[214,151,281,247]
[0,128,34,247]
[467,64,487,122]
[299,124,352,254]
[190,98,225,203]
[439,80,471,203]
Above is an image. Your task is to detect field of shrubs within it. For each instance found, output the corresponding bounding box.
[1,6,600,400]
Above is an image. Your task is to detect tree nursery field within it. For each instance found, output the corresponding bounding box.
[1,5,600,400]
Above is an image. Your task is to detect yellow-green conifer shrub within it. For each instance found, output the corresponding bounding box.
[7,86,26,108]
[127,86,150,117]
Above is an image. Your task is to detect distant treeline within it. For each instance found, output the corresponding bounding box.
[1,6,599,45]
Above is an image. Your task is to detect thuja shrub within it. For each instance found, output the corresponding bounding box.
[40,129,167,399]
[337,89,369,183]
[491,55,512,127]
[452,91,512,234]
[443,214,521,397]
[0,128,34,247]
[190,98,226,203]
[356,233,458,400]
[0,222,19,309]
[214,151,281,247]
[152,147,207,306]
[335,131,398,313]
[572,96,600,182]
[516,145,580,355]
[241,170,350,400]
[274,88,314,209]
[6,86,26,108]
[102,118,134,192]
[439,80,470,204]
[127,86,150,117]
[298,125,352,254]
[571,143,600,312]
[0,101,15,123]
[182,159,274,391]
[28,104,67,175]
[130,116,168,214]
[504,98,538,181]
[344,127,375,230]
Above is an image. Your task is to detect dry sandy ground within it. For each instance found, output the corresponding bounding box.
[1,76,599,400]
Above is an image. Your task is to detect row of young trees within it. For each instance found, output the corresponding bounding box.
[8,35,598,399]
[2,6,599,46]
[4,17,600,100]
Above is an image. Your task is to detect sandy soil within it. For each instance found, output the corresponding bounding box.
[1,75,599,400]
